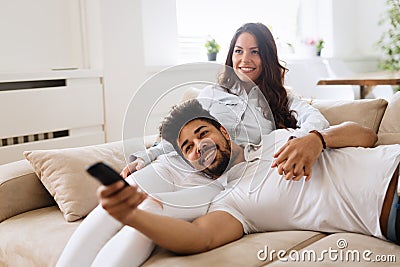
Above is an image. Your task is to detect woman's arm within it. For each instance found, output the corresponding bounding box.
[98,182,243,254]
[321,121,378,148]
[288,95,330,137]
[273,121,377,181]
[131,139,175,165]
[121,139,176,177]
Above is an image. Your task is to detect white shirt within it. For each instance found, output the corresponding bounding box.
[133,85,329,164]
[209,129,400,239]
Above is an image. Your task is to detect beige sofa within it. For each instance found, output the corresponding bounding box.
[1,93,400,267]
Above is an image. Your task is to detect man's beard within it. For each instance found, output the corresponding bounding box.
[202,142,231,178]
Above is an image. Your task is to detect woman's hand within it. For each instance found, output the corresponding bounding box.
[272,133,323,181]
[120,158,146,178]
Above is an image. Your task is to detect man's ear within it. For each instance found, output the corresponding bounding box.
[220,126,230,141]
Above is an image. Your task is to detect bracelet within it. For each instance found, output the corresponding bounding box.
[309,130,326,150]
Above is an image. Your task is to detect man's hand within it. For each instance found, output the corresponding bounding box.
[120,158,146,178]
[272,133,323,181]
[97,181,147,224]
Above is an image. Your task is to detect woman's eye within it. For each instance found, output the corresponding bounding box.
[234,49,242,54]
[252,50,259,55]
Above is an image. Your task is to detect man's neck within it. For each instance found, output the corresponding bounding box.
[227,143,245,170]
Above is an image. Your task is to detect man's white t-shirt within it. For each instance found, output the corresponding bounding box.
[209,129,400,240]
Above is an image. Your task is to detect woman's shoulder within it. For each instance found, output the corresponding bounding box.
[198,84,231,98]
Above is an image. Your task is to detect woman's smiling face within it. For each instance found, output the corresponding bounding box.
[232,32,263,83]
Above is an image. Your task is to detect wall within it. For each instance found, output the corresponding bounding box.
[330,0,386,72]
[141,0,179,67]
[99,0,146,142]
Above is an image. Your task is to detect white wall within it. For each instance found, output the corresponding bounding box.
[141,0,179,66]
[330,0,386,72]
[99,0,146,142]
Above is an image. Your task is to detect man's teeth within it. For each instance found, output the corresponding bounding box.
[202,148,215,165]
[204,151,213,162]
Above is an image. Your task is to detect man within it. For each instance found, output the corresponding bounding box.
[98,100,400,255]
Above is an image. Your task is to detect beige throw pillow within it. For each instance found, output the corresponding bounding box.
[311,98,388,133]
[377,92,400,145]
[24,141,125,222]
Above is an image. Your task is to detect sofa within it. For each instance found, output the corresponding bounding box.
[1,91,400,267]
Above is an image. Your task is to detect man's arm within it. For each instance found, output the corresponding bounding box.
[98,182,244,254]
[273,121,377,181]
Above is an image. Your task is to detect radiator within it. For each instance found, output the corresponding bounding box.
[0,70,105,164]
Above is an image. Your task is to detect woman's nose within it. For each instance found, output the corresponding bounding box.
[242,52,251,63]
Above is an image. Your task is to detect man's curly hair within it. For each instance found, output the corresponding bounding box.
[160,99,222,155]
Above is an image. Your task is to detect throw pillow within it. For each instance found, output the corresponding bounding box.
[377,92,400,145]
[24,141,125,222]
[311,98,388,133]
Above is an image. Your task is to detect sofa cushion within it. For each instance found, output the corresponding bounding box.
[0,159,55,222]
[310,98,388,133]
[0,206,80,267]
[377,92,400,145]
[142,231,326,267]
[23,141,125,222]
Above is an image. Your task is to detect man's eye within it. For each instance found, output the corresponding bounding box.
[185,145,192,153]
[200,131,208,137]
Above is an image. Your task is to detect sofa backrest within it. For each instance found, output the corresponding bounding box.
[181,87,391,135]
[0,159,55,222]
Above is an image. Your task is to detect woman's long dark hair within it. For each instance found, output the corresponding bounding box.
[222,22,298,129]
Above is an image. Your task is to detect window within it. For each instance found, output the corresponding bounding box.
[176,0,302,63]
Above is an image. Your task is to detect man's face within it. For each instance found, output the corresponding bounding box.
[177,119,231,179]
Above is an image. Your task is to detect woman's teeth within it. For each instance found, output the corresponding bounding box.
[240,67,254,72]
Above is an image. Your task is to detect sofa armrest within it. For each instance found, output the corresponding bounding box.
[0,159,55,222]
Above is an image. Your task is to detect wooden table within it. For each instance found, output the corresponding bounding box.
[317,72,400,99]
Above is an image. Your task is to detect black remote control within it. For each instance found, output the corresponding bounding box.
[86,162,130,187]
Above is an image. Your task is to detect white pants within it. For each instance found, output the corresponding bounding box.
[56,154,222,267]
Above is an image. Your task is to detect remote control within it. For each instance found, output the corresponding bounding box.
[86,162,130,187]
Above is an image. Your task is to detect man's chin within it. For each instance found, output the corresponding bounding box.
[205,163,229,178]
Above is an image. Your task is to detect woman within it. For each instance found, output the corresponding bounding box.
[57,23,329,267]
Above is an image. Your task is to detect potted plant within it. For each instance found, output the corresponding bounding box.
[316,39,324,56]
[376,0,400,91]
[204,38,220,61]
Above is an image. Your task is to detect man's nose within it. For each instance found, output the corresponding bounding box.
[189,139,207,159]
[197,139,209,153]
[187,138,202,161]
